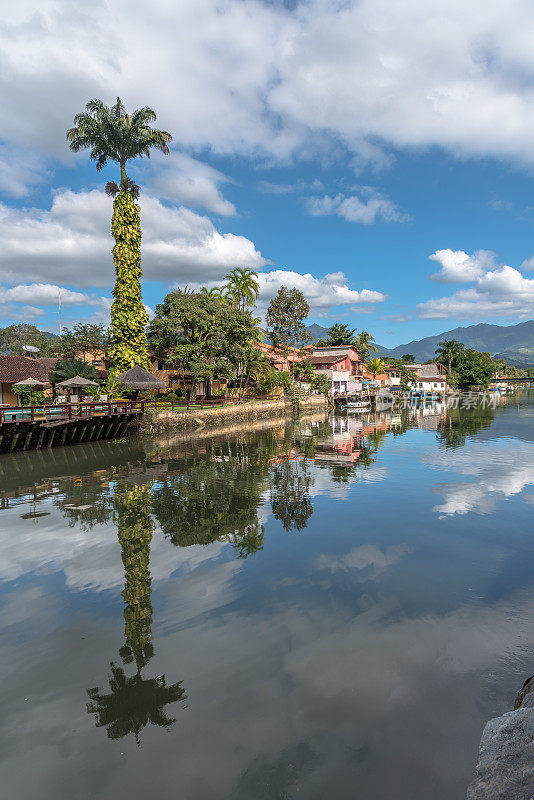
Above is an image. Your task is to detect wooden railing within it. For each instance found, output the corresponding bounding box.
[0,395,284,423]
[0,400,143,423]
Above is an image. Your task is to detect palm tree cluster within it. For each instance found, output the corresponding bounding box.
[201,268,260,311]
[435,339,465,372]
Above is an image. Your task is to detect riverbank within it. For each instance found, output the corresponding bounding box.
[140,394,327,434]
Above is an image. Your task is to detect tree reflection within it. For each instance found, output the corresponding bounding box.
[86,481,185,744]
[151,438,274,551]
[270,459,313,531]
[268,425,316,531]
[438,405,495,449]
[86,662,185,745]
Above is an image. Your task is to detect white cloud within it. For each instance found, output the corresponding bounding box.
[1,304,46,320]
[306,191,407,225]
[429,249,495,283]
[195,268,385,316]
[5,0,534,178]
[424,440,534,517]
[419,249,534,319]
[0,190,266,288]
[1,283,89,305]
[252,269,385,315]
[140,153,236,217]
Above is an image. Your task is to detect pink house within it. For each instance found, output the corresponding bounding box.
[307,346,362,394]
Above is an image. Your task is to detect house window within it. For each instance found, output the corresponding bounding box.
[92,359,102,367]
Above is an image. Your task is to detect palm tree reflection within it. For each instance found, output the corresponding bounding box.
[86,482,185,744]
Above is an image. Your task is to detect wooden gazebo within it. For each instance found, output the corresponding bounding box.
[116,366,166,393]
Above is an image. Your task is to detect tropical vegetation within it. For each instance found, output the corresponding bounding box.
[59,323,108,361]
[265,286,312,373]
[222,268,260,311]
[365,357,385,380]
[0,324,57,356]
[316,323,358,347]
[148,288,261,399]
[67,97,172,374]
[49,358,100,385]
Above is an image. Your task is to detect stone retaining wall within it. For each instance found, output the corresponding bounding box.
[140,395,326,433]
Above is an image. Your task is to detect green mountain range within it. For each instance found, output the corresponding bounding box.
[306,320,534,366]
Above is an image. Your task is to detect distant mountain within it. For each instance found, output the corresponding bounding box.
[306,320,534,366]
[375,321,534,366]
[306,323,329,342]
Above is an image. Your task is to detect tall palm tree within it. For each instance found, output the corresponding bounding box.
[366,357,385,380]
[67,98,172,374]
[356,330,378,360]
[223,268,259,311]
[435,339,464,373]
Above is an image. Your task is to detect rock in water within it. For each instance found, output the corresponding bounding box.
[466,677,534,799]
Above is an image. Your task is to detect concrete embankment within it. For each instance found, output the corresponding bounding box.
[140,395,327,434]
[467,677,534,799]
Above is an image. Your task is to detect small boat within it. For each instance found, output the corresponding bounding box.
[346,400,371,411]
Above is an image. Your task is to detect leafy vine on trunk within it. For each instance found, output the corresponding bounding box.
[109,190,150,373]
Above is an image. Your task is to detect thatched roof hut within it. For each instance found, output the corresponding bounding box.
[115,365,166,390]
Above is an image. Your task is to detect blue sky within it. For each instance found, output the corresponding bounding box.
[1,0,534,348]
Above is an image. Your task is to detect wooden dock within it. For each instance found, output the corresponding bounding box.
[0,400,143,455]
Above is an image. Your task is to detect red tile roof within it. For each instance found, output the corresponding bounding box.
[37,357,59,372]
[0,356,51,383]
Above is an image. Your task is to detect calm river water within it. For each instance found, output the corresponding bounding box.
[1,393,534,799]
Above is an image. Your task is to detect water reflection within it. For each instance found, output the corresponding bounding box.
[1,393,532,800]
[53,475,186,744]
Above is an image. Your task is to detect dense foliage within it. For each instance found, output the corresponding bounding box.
[266,286,311,370]
[316,323,358,347]
[49,358,100,384]
[452,348,495,390]
[67,97,171,374]
[108,189,151,372]
[148,289,261,398]
[365,357,385,378]
[0,323,57,356]
[223,268,260,311]
[59,323,108,360]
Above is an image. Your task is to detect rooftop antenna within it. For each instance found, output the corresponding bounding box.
[58,287,62,337]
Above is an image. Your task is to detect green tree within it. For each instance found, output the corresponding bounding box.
[265,286,312,375]
[67,97,172,374]
[453,348,494,390]
[152,438,273,547]
[435,339,464,373]
[316,323,358,347]
[223,268,260,311]
[49,358,100,384]
[313,373,331,396]
[12,385,44,406]
[148,289,261,399]
[438,404,495,448]
[355,330,378,360]
[401,353,415,364]
[59,323,107,361]
[0,323,58,356]
[365,357,385,380]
